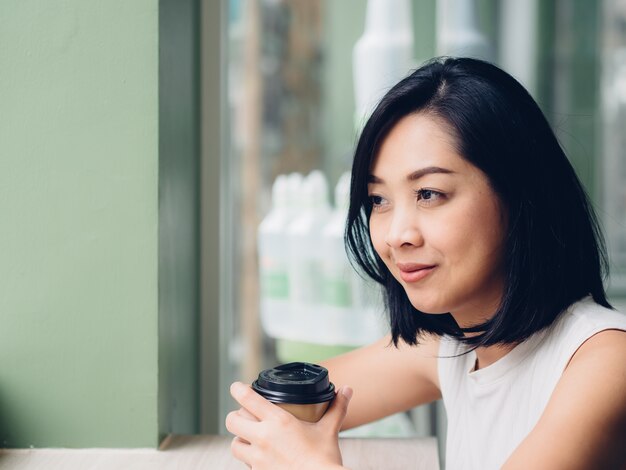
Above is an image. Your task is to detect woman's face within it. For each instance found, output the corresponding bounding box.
[368,113,507,326]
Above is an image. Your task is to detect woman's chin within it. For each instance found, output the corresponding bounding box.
[408,298,449,315]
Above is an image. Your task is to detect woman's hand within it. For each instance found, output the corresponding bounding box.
[226,381,353,470]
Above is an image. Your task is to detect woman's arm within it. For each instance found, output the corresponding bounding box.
[503,329,626,469]
[320,333,441,430]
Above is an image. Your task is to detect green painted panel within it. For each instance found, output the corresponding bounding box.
[0,0,159,447]
[158,0,201,439]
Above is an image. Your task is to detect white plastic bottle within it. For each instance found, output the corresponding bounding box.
[436,0,494,61]
[257,174,294,339]
[353,0,414,130]
[326,173,387,345]
[320,172,354,344]
[350,254,388,345]
[286,170,331,342]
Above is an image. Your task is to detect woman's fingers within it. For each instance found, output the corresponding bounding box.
[231,436,253,468]
[225,409,259,442]
[230,382,283,421]
[226,408,259,444]
[226,382,352,468]
[320,386,353,433]
[238,406,259,422]
[226,382,346,469]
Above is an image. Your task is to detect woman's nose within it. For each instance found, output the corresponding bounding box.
[384,209,423,248]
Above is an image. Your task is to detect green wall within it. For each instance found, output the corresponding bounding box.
[0,1,160,447]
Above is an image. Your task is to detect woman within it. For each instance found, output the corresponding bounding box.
[226,57,626,469]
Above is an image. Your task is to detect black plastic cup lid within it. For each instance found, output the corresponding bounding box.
[251,362,335,405]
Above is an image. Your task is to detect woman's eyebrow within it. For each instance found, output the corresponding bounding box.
[407,166,455,181]
[368,166,455,184]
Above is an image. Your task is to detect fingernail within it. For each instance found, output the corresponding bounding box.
[342,386,353,400]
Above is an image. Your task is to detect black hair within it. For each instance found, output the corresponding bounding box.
[345,57,612,348]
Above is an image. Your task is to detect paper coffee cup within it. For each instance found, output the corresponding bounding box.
[251,362,335,423]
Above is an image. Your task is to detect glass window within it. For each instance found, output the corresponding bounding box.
[222,0,435,438]
[215,1,626,451]
[601,0,626,295]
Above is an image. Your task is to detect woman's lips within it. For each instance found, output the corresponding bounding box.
[396,263,437,283]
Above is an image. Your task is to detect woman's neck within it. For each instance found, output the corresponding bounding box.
[448,295,511,370]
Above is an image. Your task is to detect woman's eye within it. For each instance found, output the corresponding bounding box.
[369,195,387,211]
[415,189,444,205]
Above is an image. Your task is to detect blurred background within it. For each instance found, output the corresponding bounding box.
[221,0,626,454]
[1,0,625,458]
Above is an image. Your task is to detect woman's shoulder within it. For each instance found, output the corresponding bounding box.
[535,296,626,414]
[545,296,626,351]
[565,295,626,326]
[564,295,626,372]
[503,327,626,468]
[502,300,626,468]
[524,296,625,374]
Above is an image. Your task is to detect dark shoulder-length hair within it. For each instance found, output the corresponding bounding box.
[346,56,612,348]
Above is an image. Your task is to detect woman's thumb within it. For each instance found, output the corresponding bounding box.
[321,386,353,431]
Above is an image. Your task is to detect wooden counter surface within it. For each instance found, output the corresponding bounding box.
[0,435,439,469]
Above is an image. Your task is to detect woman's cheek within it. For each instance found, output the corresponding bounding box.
[369,220,388,260]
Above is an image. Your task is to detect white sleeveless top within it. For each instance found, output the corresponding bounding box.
[438,296,626,470]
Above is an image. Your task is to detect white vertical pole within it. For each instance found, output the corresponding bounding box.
[436,0,494,61]
[499,0,539,96]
